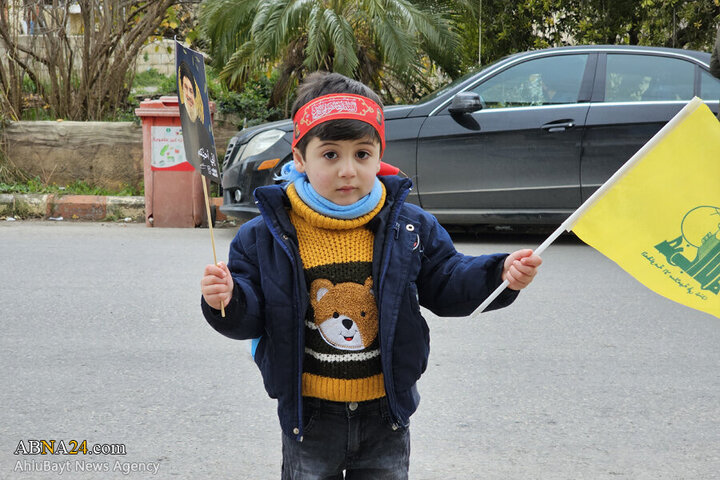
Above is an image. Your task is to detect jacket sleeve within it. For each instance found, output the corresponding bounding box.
[201,221,266,340]
[416,217,519,316]
[711,28,720,79]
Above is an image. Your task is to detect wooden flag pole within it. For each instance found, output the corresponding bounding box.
[201,176,225,318]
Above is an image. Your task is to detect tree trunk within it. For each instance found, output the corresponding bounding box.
[0,0,177,121]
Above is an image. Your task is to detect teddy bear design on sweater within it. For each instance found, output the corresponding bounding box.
[302,276,385,401]
[309,278,378,351]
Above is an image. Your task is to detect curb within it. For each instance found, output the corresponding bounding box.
[1,194,145,222]
[0,194,228,223]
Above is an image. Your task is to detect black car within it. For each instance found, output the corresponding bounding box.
[220,45,720,228]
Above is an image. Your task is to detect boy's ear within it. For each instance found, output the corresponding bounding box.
[292,147,306,173]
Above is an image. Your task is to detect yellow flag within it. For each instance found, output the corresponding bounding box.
[571,98,720,319]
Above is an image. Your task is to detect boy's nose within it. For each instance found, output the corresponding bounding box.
[338,158,356,177]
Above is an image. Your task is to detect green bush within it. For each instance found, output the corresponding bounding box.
[20,106,56,121]
[132,68,178,97]
[133,68,169,88]
[206,68,284,127]
[22,75,38,94]
[159,73,178,95]
[130,66,283,127]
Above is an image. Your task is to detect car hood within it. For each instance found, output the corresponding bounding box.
[231,119,294,144]
[384,104,413,119]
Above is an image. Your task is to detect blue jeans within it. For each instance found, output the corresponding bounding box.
[281,397,410,479]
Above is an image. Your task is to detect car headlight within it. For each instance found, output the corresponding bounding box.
[239,129,286,163]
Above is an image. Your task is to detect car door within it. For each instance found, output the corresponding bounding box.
[581,52,720,201]
[416,53,594,224]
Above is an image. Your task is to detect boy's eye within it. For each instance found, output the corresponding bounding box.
[323,151,338,160]
[356,151,370,160]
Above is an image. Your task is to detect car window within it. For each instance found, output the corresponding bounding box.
[417,60,498,104]
[700,68,720,101]
[469,54,588,108]
[605,54,693,102]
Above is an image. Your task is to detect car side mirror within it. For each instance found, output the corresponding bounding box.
[448,92,483,114]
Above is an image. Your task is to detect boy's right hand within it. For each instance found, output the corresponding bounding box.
[201,262,233,311]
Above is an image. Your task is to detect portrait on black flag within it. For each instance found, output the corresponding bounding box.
[176,43,220,182]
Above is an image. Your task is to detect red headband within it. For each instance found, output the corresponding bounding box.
[292,93,385,151]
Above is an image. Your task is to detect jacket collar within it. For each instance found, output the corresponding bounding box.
[253,176,413,236]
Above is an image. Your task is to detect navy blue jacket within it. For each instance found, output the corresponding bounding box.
[202,176,519,441]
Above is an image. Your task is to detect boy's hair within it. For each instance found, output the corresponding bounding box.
[291,72,384,156]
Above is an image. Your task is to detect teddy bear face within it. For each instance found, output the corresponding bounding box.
[309,278,378,351]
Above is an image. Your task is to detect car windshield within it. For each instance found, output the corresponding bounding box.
[416,59,503,104]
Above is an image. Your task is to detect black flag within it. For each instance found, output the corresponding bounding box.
[175,40,220,183]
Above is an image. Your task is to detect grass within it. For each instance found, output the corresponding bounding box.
[133,68,171,88]
[131,68,177,97]
[0,177,143,196]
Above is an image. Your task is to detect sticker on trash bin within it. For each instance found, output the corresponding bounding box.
[151,126,193,171]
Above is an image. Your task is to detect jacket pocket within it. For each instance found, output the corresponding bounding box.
[392,282,430,391]
[262,303,299,401]
[253,336,277,399]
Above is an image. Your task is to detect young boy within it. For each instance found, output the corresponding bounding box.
[201,72,542,479]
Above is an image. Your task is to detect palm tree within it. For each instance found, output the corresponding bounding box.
[199,0,461,106]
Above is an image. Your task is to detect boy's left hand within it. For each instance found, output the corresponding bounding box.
[503,249,542,290]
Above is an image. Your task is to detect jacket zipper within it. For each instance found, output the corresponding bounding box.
[279,231,306,441]
[377,195,408,427]
[380,187,412,426]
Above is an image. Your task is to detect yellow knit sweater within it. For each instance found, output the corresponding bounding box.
[287,183,387,402]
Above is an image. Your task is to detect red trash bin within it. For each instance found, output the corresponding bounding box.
[135,96,215,227]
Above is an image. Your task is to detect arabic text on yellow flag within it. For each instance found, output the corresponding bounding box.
[571,98,720,319]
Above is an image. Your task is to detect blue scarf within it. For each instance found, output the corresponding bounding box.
[278,163,383,219]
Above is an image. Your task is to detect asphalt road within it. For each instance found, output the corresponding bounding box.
[1,222,718,479]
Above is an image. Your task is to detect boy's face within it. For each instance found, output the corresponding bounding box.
[293,136,381,206]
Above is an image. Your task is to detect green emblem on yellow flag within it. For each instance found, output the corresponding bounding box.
[653,206,720,297]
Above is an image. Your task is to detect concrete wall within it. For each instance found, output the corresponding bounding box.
[2,121,145,192]
[136,39,176,76]
[1,36,176,77]
[2,119,239,192]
